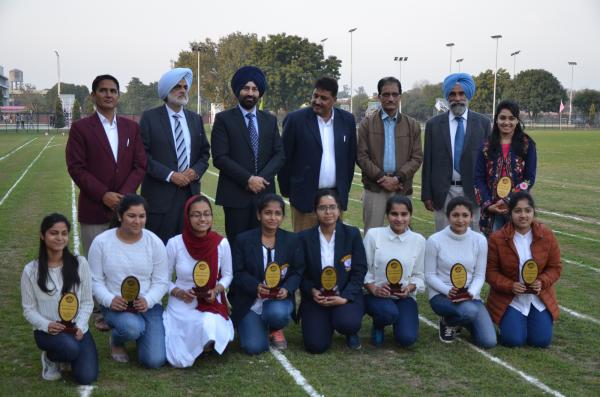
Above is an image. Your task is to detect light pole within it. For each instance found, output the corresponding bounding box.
[348,27,357,116]
[393,56,408,82]
[568,61,577,125]
[54,50,61,96]
[456,58,464,72]
[491,34,502,120]
[320,37,328,57]
[192,43,202,115]
[446,43,454,73]
[510,50,521,78]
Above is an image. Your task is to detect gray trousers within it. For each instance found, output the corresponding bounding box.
[362,189,410,235]
[433,185,480,233]
[81,222,110,256]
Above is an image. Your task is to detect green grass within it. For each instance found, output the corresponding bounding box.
[0,130,599,396]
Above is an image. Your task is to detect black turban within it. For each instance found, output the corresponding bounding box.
[231,66,267,97]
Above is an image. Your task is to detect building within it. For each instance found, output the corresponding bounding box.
[0,66,9,106]
[9,69,24,91]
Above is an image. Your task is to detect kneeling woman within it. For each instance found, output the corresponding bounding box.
[297,189,367,353]
[486,191,561,347]
[363,196,425,347]
[425,197,496,348]
[89,194,168,368]
[231,194,300,354]
[163,195,234,367]
[21,213,98,384]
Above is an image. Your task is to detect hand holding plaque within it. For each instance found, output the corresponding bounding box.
[58,292,79,334]
[262,262,282,299]
[121,276,140,312]
[496,176,512,199]
[193,261,211,302]
[521,259,539,294]
[450,263,471,302]
[386,259,404,294]
[320,266,338,296]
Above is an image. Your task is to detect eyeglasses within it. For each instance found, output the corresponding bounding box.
[316,205,338,213]
[190,212,212,219]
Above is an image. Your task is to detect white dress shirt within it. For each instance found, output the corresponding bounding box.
[509,230,546,315]
[448,108,469,181]
[319,227,336,269]
[317,112,337,188]
[97,111,118,161]
[165,105,192,181]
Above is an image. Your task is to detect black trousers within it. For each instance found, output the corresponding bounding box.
[146,187,192,244]
[223,204,260,248]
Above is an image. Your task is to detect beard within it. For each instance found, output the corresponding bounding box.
[167,92,189,107]
[450,101,467,116]
[239,94,258,110]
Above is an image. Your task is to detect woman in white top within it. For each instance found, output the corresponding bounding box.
[425,196,496,348]
[21,213,98,384]
[163,195,234,367]
[364,196,425,347]
[89,194,168,368]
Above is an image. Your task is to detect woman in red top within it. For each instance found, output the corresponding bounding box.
[486,191,562,347]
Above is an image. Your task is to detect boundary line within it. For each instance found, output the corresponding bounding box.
[564,259,600,274]
[0,137,53,206]
[559,305,600,325]
[0,137,38,161]
[418,315,565,397]
[71,180,81,256]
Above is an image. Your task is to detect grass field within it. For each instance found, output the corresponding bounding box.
[0,129,598,397]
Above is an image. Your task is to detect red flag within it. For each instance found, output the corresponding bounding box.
[559,101,565,113]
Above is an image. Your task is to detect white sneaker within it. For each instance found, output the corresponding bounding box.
[41,351,62,381]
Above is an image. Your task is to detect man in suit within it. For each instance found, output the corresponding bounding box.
[421,73,491,232]
[140,68,210,243]
[66,74,147,255]
[357,76,423,233]
[278,77,357,232]
[211,66,285,244]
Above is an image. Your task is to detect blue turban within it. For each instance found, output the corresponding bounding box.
[158,68,193,100]
[442,73,476,100]
[231,66,267,97]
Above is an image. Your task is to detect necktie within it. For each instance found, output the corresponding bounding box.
[454,116,465,173]
[246,113,259,173]
[172,114,188,172]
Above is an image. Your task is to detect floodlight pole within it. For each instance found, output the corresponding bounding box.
[510,50,521,78]
[446,43,454,73]
[491,35,502,120]
[349,27,357,116]
[568,61,577,125]
[456,58,464,72]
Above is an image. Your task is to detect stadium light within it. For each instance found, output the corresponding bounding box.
[510,50,521,78]
[491,34,502,120]
[446,43,454,73]
[456,58,464,72]
[568,61,577,125]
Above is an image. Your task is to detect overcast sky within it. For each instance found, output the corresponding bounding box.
[2,0,599,97]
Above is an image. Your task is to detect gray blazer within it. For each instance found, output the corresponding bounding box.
[140,105,210,213]
[421,110,491,209]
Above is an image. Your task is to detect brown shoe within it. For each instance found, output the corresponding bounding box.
[269,329,287,350]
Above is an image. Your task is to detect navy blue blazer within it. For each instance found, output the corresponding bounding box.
[278,107,357,213]
[229,227,301,326]
[297,222,366,303]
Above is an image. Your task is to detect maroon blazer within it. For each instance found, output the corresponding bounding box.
[66,113,147,224]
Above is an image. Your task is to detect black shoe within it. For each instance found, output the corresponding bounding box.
[346,334,362,350]
[438,318,457,343]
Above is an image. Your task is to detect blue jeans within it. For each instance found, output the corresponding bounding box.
[102,304,166,368]
[237,299,293,355]
[429,294,497,348]
[499,305,553,347]
[34,330,98,385]
[365,295,419,347]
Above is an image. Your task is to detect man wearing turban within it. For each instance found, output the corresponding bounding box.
[211,66,284,243]
[140,68,210,243]
[421,73,491,232]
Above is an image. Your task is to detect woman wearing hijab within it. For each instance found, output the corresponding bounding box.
[163,195,234,367]
[475,100,537,236]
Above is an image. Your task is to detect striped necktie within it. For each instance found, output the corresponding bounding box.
[172,114,188,172]
[246,113,259,173]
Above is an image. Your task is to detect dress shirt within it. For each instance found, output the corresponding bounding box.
[509,230,546,315]
[165,104,191,181]
[381,111,398,173]
[448,109,469,181]
[318,227,336,270]
[238,105,259,135]
[97,111,118,161]
[317,112,336,188]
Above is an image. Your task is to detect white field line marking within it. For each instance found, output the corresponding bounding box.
[553,230,600,243]
[77,385,96,397]
[558,305,600,325]
[564,259,600,274]
[201,188,322,396]
[270,347,323,397]
[418,315,566,397]
[71,180,81,256]
[0,137,38,161]
[0,137,54,206]
[46,143,63,149]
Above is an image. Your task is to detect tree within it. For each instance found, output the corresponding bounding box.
[45,83,90,113]
[54,97,65,128]
[251,33,341,112]
[572,89,600,114]
[118,77,162,115]
[589,103,597,127]
[470,69,512,114]
[401,81,443,121]
[504,69,566,120]
[351,86,369,120]
[72,99,81,121]
[84,95,95,115]
[12,84,45,113]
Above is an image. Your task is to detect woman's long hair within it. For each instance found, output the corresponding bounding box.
[489,100,532,159]
[37,213,80,294]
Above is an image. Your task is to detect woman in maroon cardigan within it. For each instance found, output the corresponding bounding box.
[486,191,562,347]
